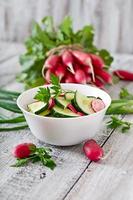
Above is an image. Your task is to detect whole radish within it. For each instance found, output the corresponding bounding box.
[94,77,104,88]
[72,50,95,81]
[83,139,104,161]
[94,69,112,84]
[64,72,76,83]
[62,51,75,74]
[55,63,66,80]
[75,69,87,84]
[12,143,36,159]
[89,54,104,68]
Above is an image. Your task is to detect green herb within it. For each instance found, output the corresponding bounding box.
[50,74,62,97]
[107,116,132,133]
[34,87,51,103]
[11,147,56,170]
[0,115,26,124]
[18,16,113,89]
[119,88,133,100]
[0,124,28,131]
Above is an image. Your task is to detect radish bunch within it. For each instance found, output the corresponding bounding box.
[42,48,112,88]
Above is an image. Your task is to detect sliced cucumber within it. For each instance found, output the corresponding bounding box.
[55,96,70,109]
[51,106,79,118]
[39,109,51,116]
[65,92,75,101]
[28,101,48,114]
[74,91,96,114]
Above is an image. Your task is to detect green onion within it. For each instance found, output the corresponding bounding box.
[0,116,26,123]
[0,124,28,131]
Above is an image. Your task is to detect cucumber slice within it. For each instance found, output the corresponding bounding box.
[55,96,70,109]
[39,109,51,116]
[65,92,75,101]
[74,91,96,114]
[52,106,79,118]
[28,101,48,114]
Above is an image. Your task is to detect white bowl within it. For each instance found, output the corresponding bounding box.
[17,84,111,146]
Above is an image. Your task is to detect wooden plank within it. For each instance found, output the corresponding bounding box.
[0,54,132,200]
[0,42,24,63]
[64,82,133,200]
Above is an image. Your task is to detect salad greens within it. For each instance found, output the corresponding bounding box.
[18,16,113,89]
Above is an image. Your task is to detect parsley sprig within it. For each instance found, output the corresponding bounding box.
[107,116,132,133]
[34,74,62,103]
[11,147,56,170]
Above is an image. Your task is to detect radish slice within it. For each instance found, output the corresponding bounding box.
[77,112,85,116]
[48,98,55,109]
[67,104,78,114]
[91,99,105,112]
[62,51,75,74]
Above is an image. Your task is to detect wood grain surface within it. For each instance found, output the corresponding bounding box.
[0,42,133,200]
[0,0,133,53]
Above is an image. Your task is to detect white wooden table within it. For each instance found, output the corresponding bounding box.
[0,42,133,200]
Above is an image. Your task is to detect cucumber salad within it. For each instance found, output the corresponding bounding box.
[27,75,105,118]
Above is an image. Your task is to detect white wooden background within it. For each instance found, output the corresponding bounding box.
[0,0,133,53]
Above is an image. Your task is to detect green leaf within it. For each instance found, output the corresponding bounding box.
[59,16,73,37]
[98,49,114,66]
[50,74,60,86]
[19,54,37,72]
[107,116,132,133]
[42,16,55,38]
[34,87,51,103]
[119,88,133,100]
[11,158,29,167]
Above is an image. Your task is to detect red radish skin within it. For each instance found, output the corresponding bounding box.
[45,55,60,69]
[94,77,104,88]
[45,69,54,83]
[65,72,76,83]
[12,143,36,159]
[91,99,105,112]
[72,50,95,81]
[89,54,104,68]
[75,69,87,84]
[83,140,104,161]
[94,69,112,84]
[67,103,78,114]
[77,112,85,116]
[62,51,75,74]
[55,63,66,80]
[113,70,133,81]
[48,98,55,109]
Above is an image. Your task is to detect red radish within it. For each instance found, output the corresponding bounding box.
[94,69,112,84]
[62,51,75,74]
[89,54,104,68]
[113,70,133,81]
[75,69,87,84]
[44,55,60,69]
[12,143,36,159]
[42,55,60,78]
[48,98,55,109]
[45,69,53,83]
[85,73,91,83]
[67,103,78,114]
[65,72,76,83]
[94,77,104,88]
[91,99,105,112]
[72,50,95,81]
[77,112,85,116]
[83,139,104,161]
[55,63,66,80]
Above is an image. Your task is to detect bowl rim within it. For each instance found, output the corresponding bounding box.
[17,83,111,121]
